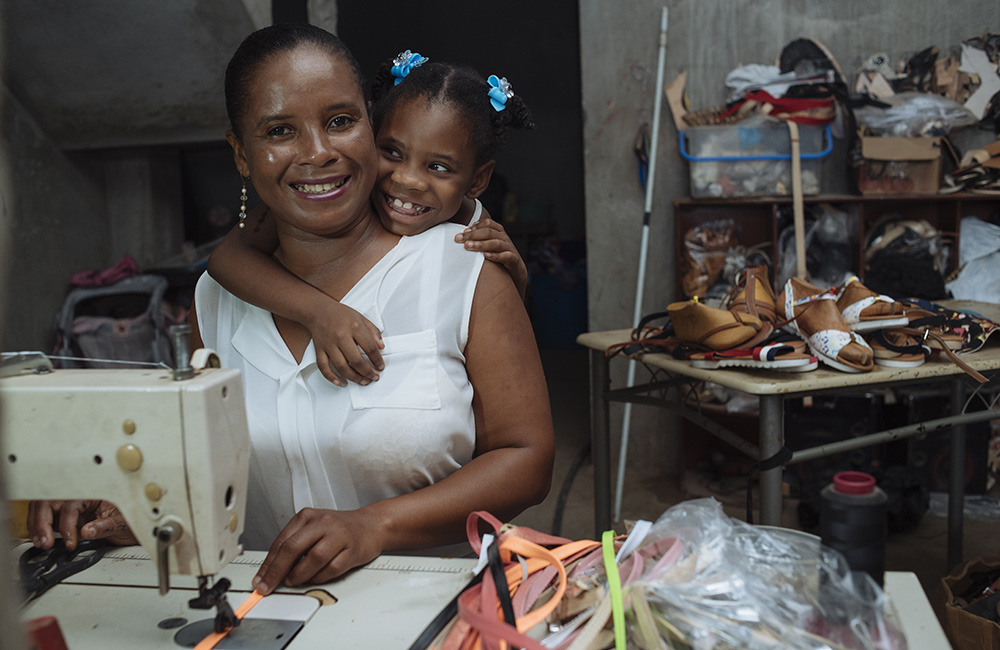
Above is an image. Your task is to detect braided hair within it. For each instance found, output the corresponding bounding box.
[370,57,534,165]
[225,24,366,139]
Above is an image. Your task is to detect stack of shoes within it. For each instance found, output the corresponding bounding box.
[776,274,989,382]
[777,277,874,373]
[669,266,817,371]
[891,299,989,383]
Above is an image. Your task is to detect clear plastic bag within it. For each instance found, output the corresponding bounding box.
[777,204,856,289]
[681,219,738,298]
[945,217,1000,303]
[854,91,978,137]
[628,499,908,650]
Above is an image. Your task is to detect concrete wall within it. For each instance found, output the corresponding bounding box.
[578,0,1000,476]
[0,87,111,353]
[0,86,192,353]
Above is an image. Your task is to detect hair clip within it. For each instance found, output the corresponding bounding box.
[487,75,514,112]
[391,50,428,85]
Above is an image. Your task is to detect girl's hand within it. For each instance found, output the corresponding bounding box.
[27,500,138,550]
[307,300,385,387]
[455,218,529,299]
[251,508,384,595]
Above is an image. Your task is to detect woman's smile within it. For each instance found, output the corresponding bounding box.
[292,176,350,198]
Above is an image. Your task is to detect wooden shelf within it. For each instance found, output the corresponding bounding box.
[674,193,1000,299]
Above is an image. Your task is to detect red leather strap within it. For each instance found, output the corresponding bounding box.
[466,511,504,556]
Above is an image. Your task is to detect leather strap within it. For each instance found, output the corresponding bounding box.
[601,531,626,650]
[787,120,807,280]
[193,589,265,650]
[894,327,988,383]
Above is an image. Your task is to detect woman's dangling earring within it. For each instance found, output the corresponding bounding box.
[238,176,249,229]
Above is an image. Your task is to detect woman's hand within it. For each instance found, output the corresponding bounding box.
[27,500,138,550]
[252,508,385,595]
[455,217,529,299]
[306,300,385,387]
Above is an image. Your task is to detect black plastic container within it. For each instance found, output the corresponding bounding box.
[820,471,888,587]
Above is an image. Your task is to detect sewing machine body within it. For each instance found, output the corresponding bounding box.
[0,365,250,581]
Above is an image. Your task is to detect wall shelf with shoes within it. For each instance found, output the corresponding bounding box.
[674,193,1000,303]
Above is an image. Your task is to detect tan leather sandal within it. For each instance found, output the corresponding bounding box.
[667,297,773,351]
[725,265,777,323]
[835,276,907,332]
[777,277,874,373]
[868,329,927,368]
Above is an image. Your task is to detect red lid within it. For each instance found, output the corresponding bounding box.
[833,471,876,495]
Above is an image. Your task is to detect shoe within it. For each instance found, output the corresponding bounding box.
[868,329,928,368]
[725,265,777,323]
[667,298,773,351]
[689,343,817,371]
[898,299,964,351]
[777,277,874,373]
[836,276,907,332]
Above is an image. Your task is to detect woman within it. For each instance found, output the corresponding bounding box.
[28,24,554,597]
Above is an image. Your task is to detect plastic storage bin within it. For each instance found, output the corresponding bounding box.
[679,121,832,198]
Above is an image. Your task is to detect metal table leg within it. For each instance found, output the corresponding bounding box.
[948,379,966,571]
[758,394,785,525]
[590,349,612,537]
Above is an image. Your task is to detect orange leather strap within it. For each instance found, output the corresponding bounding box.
[193,590,265,650]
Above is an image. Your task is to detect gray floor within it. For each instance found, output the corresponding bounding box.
[512,348,1000,626]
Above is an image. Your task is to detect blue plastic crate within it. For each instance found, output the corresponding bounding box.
[679,122,832,198]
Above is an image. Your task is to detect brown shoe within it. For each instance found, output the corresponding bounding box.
[726,265,777,323]
[835,276,907,332]
[777,277,873,373]
[667,298,773,351]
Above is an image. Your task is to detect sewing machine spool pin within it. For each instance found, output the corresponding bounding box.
[171,324,196,381]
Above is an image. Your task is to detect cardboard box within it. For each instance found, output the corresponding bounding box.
[936,555,1000,649]
[857,135,942,195]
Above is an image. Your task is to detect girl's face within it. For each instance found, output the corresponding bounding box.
[226,45,377,238]
[374,98,493,236]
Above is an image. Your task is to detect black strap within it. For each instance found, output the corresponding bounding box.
[406,570,483,650]
[746,445,793,524]
[487,539,516,626]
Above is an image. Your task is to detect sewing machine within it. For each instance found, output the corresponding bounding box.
[2,349,479,649]
[0,347,250,627]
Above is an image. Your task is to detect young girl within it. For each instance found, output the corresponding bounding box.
[207,51,535,387]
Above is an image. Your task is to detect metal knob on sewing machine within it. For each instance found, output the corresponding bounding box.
[0,335,251,606]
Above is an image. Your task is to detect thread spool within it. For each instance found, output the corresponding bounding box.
[820,471,888,587]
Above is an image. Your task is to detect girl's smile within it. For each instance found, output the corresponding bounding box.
[374,98,492,236]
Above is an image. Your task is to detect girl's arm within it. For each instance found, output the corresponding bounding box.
[250,262,554,593]
[207,205,384,386]
[453,207,529,300]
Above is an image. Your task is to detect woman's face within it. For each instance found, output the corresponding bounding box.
[227,45,377,237]
[373,98,491,236]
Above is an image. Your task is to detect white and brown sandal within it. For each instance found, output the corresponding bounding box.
[778,277,874,373]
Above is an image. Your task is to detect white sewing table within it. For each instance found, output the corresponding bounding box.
[19,546,477,649]
[578,300,1000,570]
[17,546,950,649]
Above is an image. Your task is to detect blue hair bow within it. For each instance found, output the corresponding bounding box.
[487,75,514,112]
[391,50,428,85]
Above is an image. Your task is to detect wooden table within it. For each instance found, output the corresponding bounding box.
[578,300,1000,569]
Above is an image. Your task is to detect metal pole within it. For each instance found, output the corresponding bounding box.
[591,349,612,537]
[948,379,966,571]
[614,6,669,523]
